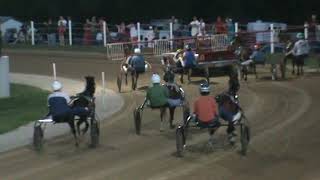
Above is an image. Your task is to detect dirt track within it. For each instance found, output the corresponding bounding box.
[1,49,320,180]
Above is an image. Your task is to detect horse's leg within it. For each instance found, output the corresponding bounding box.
[134,73,139,90]
[160,107,167,132]
[187,69,191,83]
[131,71,135,90]
[169,107,176,129]
[180,72,184,84]
[244,66,248,81]
[254,63,258,79]
[292,59,295,75]
[68,120,78,147]
[78,116,89,135]
[76,119,82,136]
[125,72,128,85]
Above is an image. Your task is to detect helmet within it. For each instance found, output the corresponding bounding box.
[185,44,191,51]
[52,81,62,91]
[296,33,304,39]
[254,44,260,50]
[199,81,211,93]
[151,74,161,84]
[134,48,141,54]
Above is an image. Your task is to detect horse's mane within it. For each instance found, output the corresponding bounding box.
[80,76,95,97]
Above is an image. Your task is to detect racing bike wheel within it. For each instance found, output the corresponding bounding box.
[240,124,250,156]
[182,104,190,125]
[176,127,185,157]
[134,108,142,135]
[117,73,122,92]
[90,119,100,148]
[33,125,43,152]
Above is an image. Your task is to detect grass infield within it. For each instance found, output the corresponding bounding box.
[0,84,49,134]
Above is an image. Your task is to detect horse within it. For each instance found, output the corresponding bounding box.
[119,55,151,91]
[71,76,96,136]
[163,68,188,128]
[162,53,185,84]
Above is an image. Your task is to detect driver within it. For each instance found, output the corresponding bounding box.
[123,48,146,74]
[193,82,219,143]
[291,32,310,75]
[48,81,89,122]
[146,74,169,131]
[183,45,196,70]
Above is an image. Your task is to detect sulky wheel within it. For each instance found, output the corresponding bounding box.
[182,104,190,126]
[133,108,142,135]
[117,73,122,93]
[90,119,100,148]
[33,125,44,152]
[240,123,250,156]
[176,127,186,157]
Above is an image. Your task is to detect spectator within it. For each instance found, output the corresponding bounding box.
[91,16,98,35]
[96,30,103,46]
[199,18,206,36]
[146,26,155,48]
[17,24,27,43]
[58,21,66,46]
[83,19,92,45]
[215,16,227,34]
[171,16,179,37]
[309,14,319,41]
[57,16,67,27]
[45,18,56,46]
[226,18,235,40]
[127,23,138,42]
[117,22,126,34]
[154,27,160,40]
[190,16,200,36]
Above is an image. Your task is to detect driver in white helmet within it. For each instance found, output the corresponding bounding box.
[146,74,169,131]
[48,81,88,122]
[291,32,310,75]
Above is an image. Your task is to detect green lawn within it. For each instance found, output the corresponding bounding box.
[0,84,49,134]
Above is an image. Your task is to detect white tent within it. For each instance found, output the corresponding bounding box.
[0,17,23,37]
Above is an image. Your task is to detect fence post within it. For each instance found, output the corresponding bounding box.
[68,20,72,46]
[137,22,141,49]
[30,21,35,45]
[0,56,10,98]
[235,22,239,36]
[52,63,57,80]
[101,71,106,107]
[103,21,107,47]
[170,22,173,50]
[304,23,309,40]
[270,24,274,54]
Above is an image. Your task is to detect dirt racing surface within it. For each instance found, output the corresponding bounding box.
[1,49,320,180]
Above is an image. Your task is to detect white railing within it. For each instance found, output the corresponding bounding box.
[106,43,125,61]
[210,34,229,52]
[153,39,171,56]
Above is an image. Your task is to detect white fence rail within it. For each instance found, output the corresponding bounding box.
[106,43,125,61]
[153,39,171,56]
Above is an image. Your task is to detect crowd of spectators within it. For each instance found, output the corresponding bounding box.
[1,15,319,46]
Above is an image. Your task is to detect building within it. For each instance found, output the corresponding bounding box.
[0,16,23,37]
